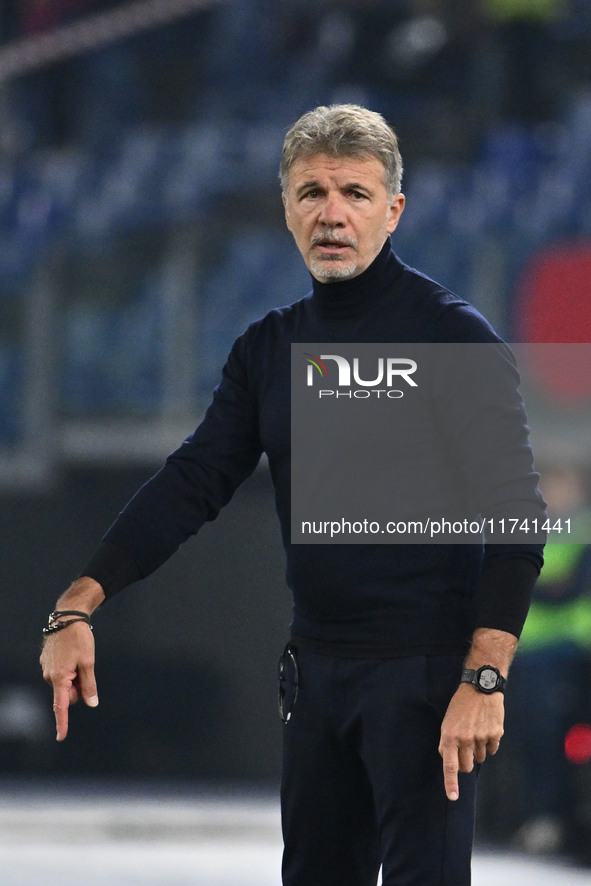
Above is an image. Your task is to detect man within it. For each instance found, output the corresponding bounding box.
[40,104,545,885]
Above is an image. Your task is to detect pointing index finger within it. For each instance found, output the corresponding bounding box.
[439,741,460,801]
[53,685,71,742]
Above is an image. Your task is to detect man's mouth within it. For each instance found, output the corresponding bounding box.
[312,236,356,255]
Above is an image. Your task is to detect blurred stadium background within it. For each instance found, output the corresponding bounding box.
[1,0,591,880]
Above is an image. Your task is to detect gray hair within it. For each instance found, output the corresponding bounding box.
[280,104,403,197]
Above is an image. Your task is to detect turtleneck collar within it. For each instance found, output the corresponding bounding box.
[310,239,402,319]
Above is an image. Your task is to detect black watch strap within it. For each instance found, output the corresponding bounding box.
[461,665,506,694]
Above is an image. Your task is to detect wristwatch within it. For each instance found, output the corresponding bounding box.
[460,665,506,694]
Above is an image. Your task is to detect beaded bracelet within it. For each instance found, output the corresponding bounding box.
[42,609,93,636]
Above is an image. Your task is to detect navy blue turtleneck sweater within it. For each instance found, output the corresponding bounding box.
[83,241,544,654]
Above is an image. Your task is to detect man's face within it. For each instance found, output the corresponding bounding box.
[283,153,405,283]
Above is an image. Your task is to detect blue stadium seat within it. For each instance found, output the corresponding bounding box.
[0,344,22,446]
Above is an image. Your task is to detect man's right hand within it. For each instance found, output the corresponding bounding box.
[39,577,105,741]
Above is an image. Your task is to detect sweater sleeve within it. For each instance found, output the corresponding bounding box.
[81,330,263,599]
[79,539,143,598]
[476,547,542,638]
[434,303,546,637]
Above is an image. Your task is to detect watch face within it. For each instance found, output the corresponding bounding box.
[478,667,499,691]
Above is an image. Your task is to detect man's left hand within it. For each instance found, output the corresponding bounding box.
[438,684,504,801]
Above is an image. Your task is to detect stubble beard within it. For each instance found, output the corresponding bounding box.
[309,256,359,282]
[308,233,359,283]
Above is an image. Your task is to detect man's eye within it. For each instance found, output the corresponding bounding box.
[350,190,367,200]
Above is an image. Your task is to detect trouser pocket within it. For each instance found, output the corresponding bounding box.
[278,643,299,724]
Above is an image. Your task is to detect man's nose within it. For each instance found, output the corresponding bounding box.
[318,192,346,225]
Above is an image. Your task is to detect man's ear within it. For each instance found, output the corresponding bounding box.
[387,193,405,235]
[283,193,292,232]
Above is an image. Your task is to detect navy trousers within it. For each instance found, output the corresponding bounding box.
[280,649,477,886]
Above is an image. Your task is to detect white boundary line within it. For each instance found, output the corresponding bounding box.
[0,0,224,82]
